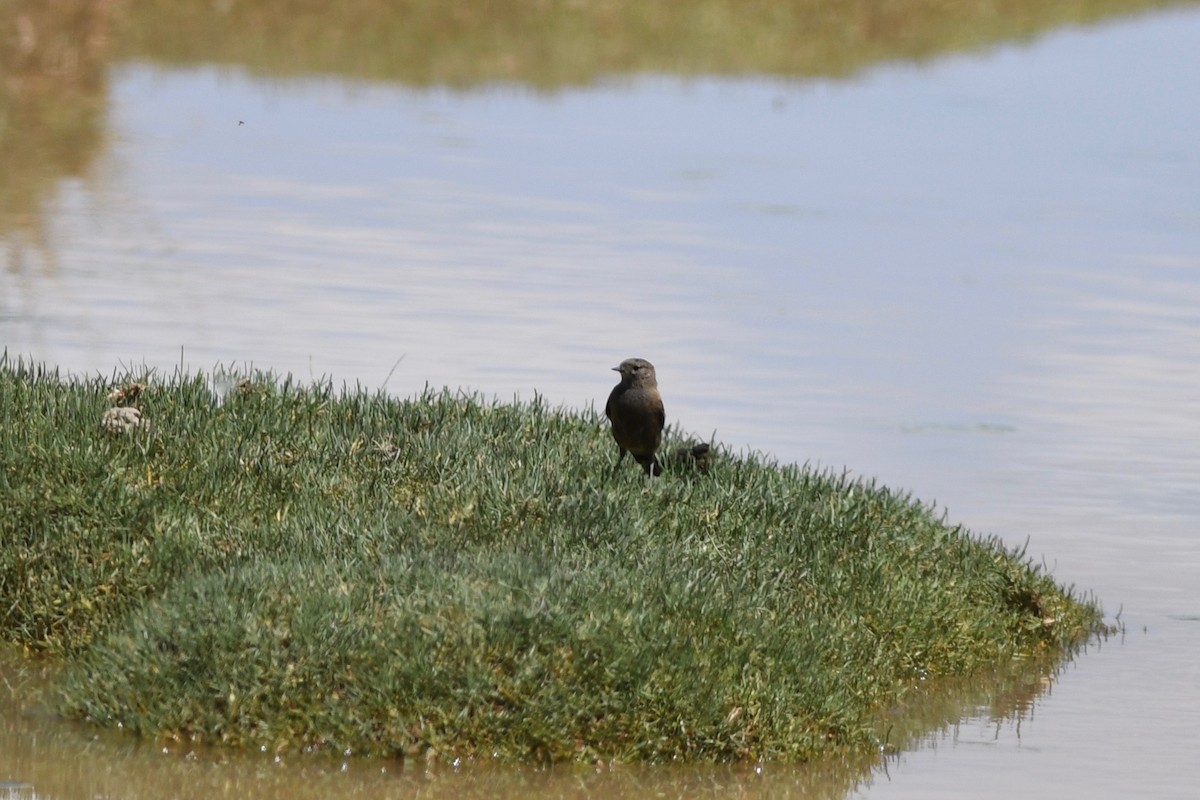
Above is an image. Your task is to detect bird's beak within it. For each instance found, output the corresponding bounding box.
[611,366,621,372]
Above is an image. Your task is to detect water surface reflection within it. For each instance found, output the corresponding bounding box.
[3,4,1200,800]
[2,647,1078,800]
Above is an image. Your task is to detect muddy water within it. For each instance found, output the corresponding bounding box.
[4,3,1200,799]
[0,650,1067,799]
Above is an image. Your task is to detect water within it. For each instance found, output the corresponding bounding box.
[3,5,1200,799]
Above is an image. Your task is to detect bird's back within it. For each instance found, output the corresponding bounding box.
[606,382,664,455]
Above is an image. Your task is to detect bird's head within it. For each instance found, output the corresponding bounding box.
[612,358,657,386]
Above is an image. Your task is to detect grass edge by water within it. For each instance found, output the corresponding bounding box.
[0,356,1108,764]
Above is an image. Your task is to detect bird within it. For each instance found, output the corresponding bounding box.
[605,358,665,478]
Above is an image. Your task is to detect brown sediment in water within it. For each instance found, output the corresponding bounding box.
[0,642,1079,800]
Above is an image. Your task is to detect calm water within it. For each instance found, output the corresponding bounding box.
[3,6,1200,799]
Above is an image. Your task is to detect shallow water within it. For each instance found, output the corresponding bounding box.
[3,4,1200,799]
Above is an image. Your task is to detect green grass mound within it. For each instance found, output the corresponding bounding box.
[0,357,1104,762]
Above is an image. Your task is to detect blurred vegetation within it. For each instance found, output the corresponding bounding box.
[2,359,1106,763]
[2,0,1196,256]
[111,0,1199,87]
[0,0,114,259]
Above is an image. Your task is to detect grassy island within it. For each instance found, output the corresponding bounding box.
[0,357,1104,763]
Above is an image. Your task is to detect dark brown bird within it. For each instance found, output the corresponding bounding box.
[605,357,665,477]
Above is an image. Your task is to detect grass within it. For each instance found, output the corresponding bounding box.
[0,355,1105,763]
